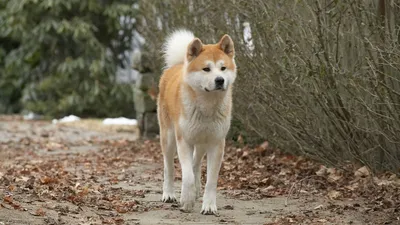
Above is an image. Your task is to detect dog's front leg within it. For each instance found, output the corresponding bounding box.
[201,140,224,215]
[176,138,196,212]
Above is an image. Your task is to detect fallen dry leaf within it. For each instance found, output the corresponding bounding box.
[259,141,269,150]
[45,142,65,151]
[327,190,342,200]
[355,166,370,178]
[237,135,244,145]
[3,196,13,204]
[40,176,58,184]
[315,166,327,176]
[30,208,46,216]
[15,176,30,182]
[327,168,342,182]
[314,204,324,210]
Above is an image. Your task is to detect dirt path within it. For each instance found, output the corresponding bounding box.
[0,117,398,225]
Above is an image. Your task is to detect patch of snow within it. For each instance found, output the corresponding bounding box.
[52,115,80,124]
[243,22,255,55]
[23,112,42,120]
[102,117,137,126]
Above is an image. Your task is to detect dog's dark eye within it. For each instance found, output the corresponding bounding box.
[221,67,226,71]
[202,67,211,72]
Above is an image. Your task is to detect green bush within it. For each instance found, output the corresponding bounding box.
[138,0,400,173]
[0,0,137,117]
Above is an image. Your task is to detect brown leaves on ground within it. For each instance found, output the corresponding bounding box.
[2,195,22,210]
[215,142,399,224]
[0,119,399,224]
[113,199,140,213]
[0,137,150,220]
[138,137,400,223]
[217,141,400,206]
[264,214,335,225]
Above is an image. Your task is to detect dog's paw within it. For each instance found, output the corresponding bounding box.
[162,192,177,203]
[179,202,195,213]
[179,198,195,212]
[180,184,196,212]
[201,199,218,215]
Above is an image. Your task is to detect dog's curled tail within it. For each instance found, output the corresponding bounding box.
[163,29,195,68]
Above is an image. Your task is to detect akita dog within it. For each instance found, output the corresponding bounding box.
[157,30,236,214]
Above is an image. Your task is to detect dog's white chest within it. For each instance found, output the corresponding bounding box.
[180,106,230,145]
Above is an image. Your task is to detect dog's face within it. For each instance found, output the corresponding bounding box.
[184,35,236,92]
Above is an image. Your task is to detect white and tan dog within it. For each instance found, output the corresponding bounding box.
[157,30,236,214]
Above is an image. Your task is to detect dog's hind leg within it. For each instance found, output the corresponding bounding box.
[193,145,206,199]
[161,127,177,203]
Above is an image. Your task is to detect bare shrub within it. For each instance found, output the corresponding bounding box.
[138,0,400,173]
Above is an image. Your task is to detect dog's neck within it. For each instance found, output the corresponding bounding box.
[182,83,231,118]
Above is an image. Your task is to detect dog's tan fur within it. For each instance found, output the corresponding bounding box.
[157,30,236,214]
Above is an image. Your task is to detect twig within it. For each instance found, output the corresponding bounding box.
[284,175,327,207]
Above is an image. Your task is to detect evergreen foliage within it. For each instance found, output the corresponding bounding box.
[0,0,137,117]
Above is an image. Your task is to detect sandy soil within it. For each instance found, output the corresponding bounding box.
[0,117,398,225]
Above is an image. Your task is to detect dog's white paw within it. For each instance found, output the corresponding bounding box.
[201,198,218,215]
[180,184,196,212]
[162,191,177,203]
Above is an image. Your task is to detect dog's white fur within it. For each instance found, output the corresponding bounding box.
[158,30,236,215]
[184,59,236,93]
[163,29,195,68]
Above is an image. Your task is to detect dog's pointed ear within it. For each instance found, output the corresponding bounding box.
[218,34,234,57]
[187,38,203,62]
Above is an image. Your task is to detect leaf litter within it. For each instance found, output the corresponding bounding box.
[0,117,398,224]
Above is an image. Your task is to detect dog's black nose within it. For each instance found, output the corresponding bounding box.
[215,77,224,87]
